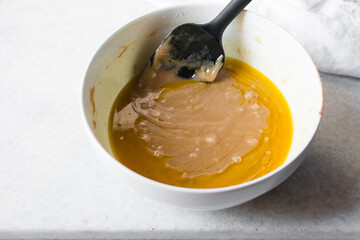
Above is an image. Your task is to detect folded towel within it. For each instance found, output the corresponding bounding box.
[149,0,360,78]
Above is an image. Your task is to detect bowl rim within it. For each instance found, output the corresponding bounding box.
[80,4,323,194]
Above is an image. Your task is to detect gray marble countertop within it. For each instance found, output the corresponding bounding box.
[0,0,359,239]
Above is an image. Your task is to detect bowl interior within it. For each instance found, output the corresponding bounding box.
[82,6,322,179]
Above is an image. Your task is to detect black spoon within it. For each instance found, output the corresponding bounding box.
[149,0,252,82]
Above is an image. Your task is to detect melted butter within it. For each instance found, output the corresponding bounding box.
[109,57,292,188]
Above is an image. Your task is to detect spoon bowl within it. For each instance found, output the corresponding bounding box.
[150,23,224,80]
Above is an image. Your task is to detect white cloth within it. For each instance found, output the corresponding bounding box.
[149,0,360,78]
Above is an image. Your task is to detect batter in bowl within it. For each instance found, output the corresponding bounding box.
[109,54,292,188]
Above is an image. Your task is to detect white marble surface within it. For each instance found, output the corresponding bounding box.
[0,0,360,239]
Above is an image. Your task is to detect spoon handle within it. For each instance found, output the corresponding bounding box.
[203,0,252,42]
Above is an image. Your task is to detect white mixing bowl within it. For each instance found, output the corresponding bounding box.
[81,5,323,210]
